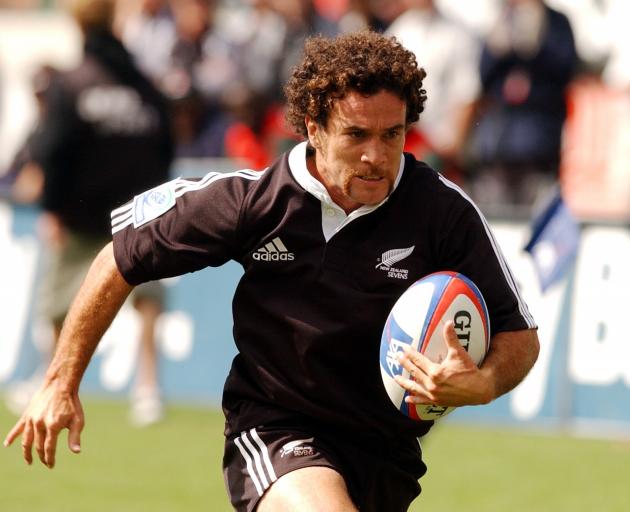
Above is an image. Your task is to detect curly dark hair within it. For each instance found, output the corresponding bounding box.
[284,30,427,138]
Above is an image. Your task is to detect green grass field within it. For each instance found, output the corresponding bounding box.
[1,398,629,511]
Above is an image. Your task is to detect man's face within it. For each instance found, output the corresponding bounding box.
[306,90,407,213]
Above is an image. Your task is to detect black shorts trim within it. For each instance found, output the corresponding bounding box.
[223,423,426,512]
[233,428,279,497]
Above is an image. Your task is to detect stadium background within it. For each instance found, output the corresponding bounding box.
[1,1,629,510]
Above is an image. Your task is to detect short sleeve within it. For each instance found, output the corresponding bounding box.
[111,170,262,284]
[438,192,536,335]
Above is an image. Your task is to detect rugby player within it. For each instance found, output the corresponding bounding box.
[5,31,539,512]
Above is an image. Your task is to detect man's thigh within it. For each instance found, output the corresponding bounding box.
[257,466,357,512]
[223,427,346,512]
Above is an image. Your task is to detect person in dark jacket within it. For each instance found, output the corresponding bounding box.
[465,0,577,214]
[29,0,173,425]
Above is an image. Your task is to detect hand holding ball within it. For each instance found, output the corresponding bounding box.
[379,271,490,421]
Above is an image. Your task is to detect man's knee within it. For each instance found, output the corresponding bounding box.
[256,466,358,512]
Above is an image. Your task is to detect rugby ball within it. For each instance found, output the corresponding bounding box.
[379,271,490,421]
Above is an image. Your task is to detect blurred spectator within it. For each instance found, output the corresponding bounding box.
[338,0,406,33]
[118,1,343,166]
[157,0,326,165]
[0,65,56,203]
[366,0,407,31]
[5,0,174,426]
[221,0,340,166]
[151,0,234,158]
[464,0,577,214]
[121,0,177,82]
[387,0,481,180]
[267,0,338,87]
[120,0,227,157]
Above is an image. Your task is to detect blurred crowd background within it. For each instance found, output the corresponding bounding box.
[0,0,628,220]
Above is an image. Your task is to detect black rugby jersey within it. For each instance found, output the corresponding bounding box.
[112,142,536,440]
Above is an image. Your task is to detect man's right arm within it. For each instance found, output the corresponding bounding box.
[3,242,133,468]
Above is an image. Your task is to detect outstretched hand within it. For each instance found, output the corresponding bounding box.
[3,242,134,469]
[3,382,84,468]
[394,321,494,407]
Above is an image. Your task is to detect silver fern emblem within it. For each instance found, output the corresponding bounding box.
[376,246,415,269]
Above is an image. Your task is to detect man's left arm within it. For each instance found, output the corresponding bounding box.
[396,323,539,407]
[479,328,540,401]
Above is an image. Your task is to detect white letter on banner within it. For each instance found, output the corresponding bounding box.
[0,204,39,382]
[490,223,564,420]
[569,227,630,386]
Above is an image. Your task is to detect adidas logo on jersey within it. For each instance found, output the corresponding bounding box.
[253,237,295,261]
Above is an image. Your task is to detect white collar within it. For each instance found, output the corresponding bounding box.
[287,141,405,214]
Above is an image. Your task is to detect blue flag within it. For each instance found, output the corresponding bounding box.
[524,189,580,292]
